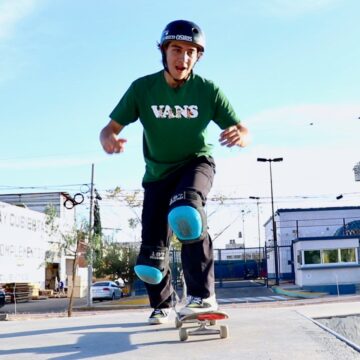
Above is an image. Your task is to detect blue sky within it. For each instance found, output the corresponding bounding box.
[0,0,359,246]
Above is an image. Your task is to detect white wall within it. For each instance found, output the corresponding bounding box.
[0,201,76,289]
[0,202,47,287]
[276,208,360,245]
[296,267,360,287]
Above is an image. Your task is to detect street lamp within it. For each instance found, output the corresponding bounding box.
[249,196,261,266]
[257,157,283,285]
[241,210,250,262]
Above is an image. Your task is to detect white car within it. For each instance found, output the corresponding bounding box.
[91,281,122,301]
[115,278,125,288]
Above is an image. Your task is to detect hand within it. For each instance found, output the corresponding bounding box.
[219,123,249,148]
[102,136,127,154]
[100,122,127,154]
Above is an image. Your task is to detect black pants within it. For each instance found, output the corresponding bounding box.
[140,156,216,309]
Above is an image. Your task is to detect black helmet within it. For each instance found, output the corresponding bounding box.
[160,20,205,52]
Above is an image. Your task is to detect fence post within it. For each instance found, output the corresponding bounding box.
[265,243,269,288]
[218,249,223,288]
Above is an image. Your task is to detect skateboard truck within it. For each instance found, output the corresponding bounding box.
[175,311,229,341]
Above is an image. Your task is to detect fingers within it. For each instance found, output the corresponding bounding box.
[219,126,241,147]
[113,138,127,153]
[103,138,127,154]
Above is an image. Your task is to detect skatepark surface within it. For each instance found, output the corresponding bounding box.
[0,295,360,359]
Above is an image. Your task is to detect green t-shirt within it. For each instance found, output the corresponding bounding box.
[110,70,240,183]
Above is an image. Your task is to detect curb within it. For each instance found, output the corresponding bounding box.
[0,313,9,321]
[273,286,328,299]
[74,295,150,312]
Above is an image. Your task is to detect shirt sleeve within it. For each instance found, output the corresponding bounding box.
[109,81,139,126]
[212,86,241,130]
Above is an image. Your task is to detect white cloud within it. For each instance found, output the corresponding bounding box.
[246,102,360,147]
[210,107,360,247]
[212,102,360,199]
[0,0,39,39]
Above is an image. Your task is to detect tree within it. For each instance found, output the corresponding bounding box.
[45,205,100,317]
[93,242,138,286]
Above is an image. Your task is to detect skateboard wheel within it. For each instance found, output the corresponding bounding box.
[175,317,183,329]
[179,328,188,341]
[220,325,229,339]
[209,320,216,326]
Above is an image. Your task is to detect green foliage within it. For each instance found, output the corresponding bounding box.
[93,242,138,283]
[45,204,59,237]
[170,233,182,251]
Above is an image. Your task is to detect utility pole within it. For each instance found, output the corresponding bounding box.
[257,157,283,286]
[87,163,95,307]
[249,196,261,265]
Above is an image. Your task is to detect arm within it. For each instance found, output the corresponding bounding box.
[99,120,127,154]
[219,123,250,148]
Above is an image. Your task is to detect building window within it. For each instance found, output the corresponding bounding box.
[302,247,358,266]
[304,250,321,265]
[340,248,356,263]
[322,249,339,264]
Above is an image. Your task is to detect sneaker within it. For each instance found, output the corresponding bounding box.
[179,294,218,316]
[148,308,171,325]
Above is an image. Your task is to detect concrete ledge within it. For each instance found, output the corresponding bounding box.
[273,286,328,299]
[0,313,9,321]
[73,295,150,312]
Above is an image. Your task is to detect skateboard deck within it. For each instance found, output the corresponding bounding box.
[175,310,229,341]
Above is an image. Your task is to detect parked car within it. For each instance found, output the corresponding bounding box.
[91,281,122,301]
[0,288,5,309]
[115,278,125,288]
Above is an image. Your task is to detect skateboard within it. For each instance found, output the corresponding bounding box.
[175,310,229,341]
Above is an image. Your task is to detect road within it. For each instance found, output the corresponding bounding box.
[1,297,88,315]
[0,280,283,315]
[1,298,360,359]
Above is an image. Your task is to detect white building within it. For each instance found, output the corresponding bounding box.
[0,201,48,286]
[264,206,360,294]
[0,192,87,296]
[293,235,360,294]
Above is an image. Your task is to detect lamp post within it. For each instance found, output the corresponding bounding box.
[257,157,283,285]
[249,196,261,266]
[241,210,246,243]
[240,209,251,262]
[87,164,95,307]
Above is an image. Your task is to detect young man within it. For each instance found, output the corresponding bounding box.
[100,20,249,325]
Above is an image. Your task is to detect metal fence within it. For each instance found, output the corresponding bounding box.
[264,243,294,286]
[170,247,268,291]
[133,245,293,295]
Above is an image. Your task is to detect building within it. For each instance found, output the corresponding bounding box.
[293,235,360,294]
[0,192,87,296]
[264,206,360,293]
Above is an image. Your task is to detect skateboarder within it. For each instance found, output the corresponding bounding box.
[100,20,249,325]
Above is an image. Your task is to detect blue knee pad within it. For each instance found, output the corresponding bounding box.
[134,245,168,285]
[168,205,203,241]
[134,265,163,285]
